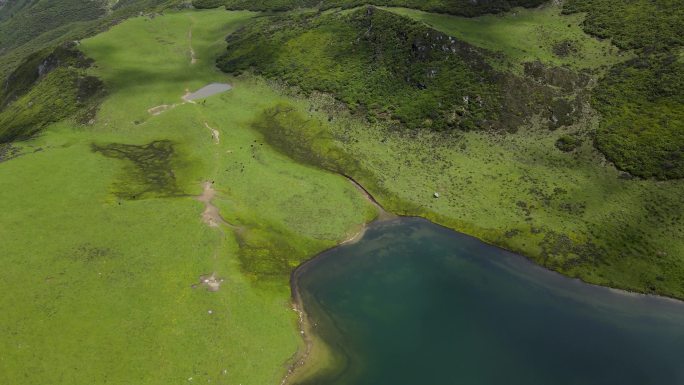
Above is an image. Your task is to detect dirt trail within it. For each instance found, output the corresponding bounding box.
[188,29,197,64]
[147,104,170,115]
[196,181,230,228]
[204,122,220,143]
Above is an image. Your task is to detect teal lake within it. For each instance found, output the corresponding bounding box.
[294,218,684,385]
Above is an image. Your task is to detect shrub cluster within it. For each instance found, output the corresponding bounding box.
[563,0,683,179]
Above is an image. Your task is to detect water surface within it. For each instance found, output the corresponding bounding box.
[183,83,232,100]
[295,218,684,385]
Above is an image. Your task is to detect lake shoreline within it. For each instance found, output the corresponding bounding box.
[281,177,684,385]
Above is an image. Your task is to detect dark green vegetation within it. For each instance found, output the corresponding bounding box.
[0,10,375,385]
[251,104,360,174]
[295,218,684,385]
[0,43,104,143]
[92,140,182,199]
[195,0,545,17]
[563,0,682,50]
[555,134,582,152]
[563,0,683,179]
[219,7,583,132]
[592,53,683,179]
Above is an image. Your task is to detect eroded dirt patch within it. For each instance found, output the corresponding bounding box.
[189,29,197,65]
[147,104,170,115]
[192,272,224,292]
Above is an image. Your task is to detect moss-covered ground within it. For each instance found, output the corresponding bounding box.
[0,9,374,385]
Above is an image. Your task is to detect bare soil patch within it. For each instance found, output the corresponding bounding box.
[192,272,224,292]
[196,181,229,228]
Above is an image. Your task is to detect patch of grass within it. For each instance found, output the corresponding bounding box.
[555,134,581,152]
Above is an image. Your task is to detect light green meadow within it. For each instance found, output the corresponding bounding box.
[0,9,374,385]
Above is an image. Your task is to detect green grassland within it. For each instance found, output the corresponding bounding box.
[0,43,105,143]
[0,9,375,385]
[0,0,185,81]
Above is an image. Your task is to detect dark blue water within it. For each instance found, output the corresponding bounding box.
[294,218,684,385]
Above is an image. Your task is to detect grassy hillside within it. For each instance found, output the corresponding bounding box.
[0,0,106,53]
[0,0,182,81]
[218,7,587,133]
[194,0,546,16]
[219,7,500,131]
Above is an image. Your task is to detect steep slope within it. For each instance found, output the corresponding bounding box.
[0,43,105,143]
[218,6,585,132]
[194,0,546,17]
[0,0,182,80]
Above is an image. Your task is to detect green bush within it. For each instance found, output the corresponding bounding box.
[555,134,581,152]
[563,0,683,50]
